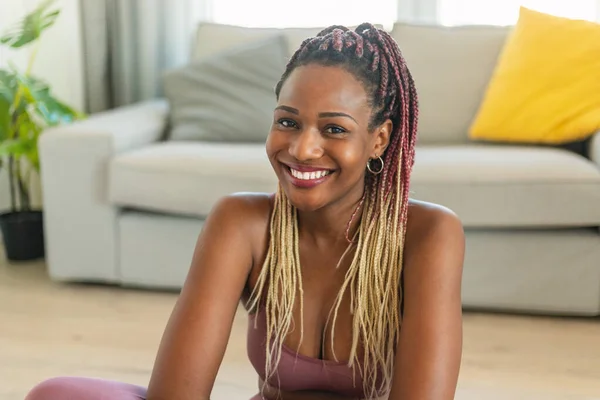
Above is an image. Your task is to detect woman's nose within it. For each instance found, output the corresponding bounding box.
[288,128,324,161]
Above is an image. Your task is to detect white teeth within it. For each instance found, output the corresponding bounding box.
[290,168,330,180]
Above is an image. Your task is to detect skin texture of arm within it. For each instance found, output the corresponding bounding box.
[145,195,260,400]
[387,203,465,400]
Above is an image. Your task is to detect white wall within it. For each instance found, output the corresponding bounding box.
[0,0,85,109]
[0,0,85,212]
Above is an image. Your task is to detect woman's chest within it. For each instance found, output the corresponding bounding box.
[246,242,362,363]
[247,310,366,398]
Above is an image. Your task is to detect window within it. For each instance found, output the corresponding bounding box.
[438,0,599,26]
[208,0,398,29]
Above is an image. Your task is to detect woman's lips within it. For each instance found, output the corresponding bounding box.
[280,162,334,189]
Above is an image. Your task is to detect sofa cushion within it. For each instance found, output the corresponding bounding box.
[163,34,287,143]
[390,23,509,144]
[411,145,600,227]
[192,22,385,62]
[468,7,600,145]
[109,142,277,217]
[109,142,600,228]
[192,22,325,61]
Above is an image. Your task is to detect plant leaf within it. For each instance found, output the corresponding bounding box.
[0,0,60,48]
[0,69,17,103]
[0,97,9,141]
[18,113,41,172]
[35,95,85,125]
[11,71,84,127]
[0,139,27,157]
[0,69,17,141]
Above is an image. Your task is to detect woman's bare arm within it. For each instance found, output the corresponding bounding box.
[146,195,261,400]
[388,205,465,400]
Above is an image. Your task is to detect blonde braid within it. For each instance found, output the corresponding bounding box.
[246,187,305,389]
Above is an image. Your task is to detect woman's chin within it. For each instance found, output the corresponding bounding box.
[282,188,327,213]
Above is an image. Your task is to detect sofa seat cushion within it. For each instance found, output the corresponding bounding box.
[109,142,277,217]
[411,145,600,227]
[110,142,600,228]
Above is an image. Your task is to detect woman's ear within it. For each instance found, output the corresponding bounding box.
[371,119,393,158]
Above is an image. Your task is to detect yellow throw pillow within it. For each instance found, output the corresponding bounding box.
[469,7,600,144]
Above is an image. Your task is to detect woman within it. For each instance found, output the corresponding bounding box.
[25,23,464,400]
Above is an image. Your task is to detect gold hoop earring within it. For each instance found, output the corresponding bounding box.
[367,156,384,175]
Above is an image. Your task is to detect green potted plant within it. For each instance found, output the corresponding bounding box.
[0,0,85,261]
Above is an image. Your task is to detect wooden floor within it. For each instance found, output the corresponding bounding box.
[2,247,600,400]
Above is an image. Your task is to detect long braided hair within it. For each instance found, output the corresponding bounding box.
[247,23,419,398]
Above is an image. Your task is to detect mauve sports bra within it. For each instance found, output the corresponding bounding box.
[246,310,368,399]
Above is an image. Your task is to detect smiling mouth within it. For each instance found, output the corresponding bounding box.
[281,163,334,188]
[289,167,331,180]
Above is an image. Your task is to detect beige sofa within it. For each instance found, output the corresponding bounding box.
[39,22,600,316]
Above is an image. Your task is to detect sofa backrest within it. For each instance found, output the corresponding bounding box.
[391,23,510,144]
[192,23,332,61]
[191,22,511,145]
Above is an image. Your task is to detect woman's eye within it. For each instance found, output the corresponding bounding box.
[325,125,347,135]
[277,119,298,129]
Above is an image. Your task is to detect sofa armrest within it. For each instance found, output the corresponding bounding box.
[39,99,169,282]
[589,130,600,167]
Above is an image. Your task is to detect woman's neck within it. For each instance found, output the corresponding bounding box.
[297,186,366,248]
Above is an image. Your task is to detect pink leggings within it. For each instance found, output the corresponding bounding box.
[25,377,146,399]
[25,376,262,400]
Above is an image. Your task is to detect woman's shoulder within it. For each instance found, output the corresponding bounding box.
[209,192,274,228]
[407,199,461,228]
[208,192,274,255]
[213,192,274,211]
[405,199,464,255]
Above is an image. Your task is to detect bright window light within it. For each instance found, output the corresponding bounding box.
[438,0,598,26]
[209,0,398,29]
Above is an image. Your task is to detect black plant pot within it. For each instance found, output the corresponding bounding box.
[0,211,45,261]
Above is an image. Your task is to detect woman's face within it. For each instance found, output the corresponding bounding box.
[266,64,391,212]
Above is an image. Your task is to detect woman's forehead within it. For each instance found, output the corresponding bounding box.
[277,65,370,116]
